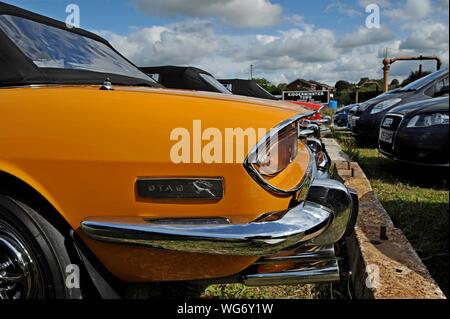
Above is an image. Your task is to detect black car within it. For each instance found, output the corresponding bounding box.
[333,104,356,127]
[139,65,231,94]
[378,96,449,167]
[219,79,279,100]
[349,68,449,144]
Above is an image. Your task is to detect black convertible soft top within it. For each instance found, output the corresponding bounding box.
[219,79,278,100]
[140,66,230,94]
[0,1,158,87]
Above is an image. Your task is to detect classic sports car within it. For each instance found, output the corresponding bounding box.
[349,68,449,144]
[0,2,357,299]
[218,79,279,100]
[379,96,449,167]
[139,65,231,94]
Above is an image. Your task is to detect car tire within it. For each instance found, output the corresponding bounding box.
[0,195,82,299]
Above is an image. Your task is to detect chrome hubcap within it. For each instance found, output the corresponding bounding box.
[0,221,43,299]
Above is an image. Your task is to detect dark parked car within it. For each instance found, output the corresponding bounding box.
[139,65,231,94]
[333,104,356,127]
[219,79,279,100]
[349,68,449,144]
[378,96,449,167]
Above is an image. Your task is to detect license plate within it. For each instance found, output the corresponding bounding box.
[379,128,394,144]
[350,116,359,127]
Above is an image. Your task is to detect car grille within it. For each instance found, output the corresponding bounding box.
[379,114,403,154]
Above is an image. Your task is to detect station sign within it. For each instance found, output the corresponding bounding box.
[283,90,330,104]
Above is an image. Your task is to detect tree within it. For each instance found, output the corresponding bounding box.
[335,80,352,92]
[255,78,273,91]
[273,83,287,95]
[401,71,432,87]
[358,77,370,86]
[390,79,400,88]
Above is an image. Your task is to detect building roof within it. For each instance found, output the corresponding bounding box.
[286,78,315,88]
[308,80,334,90]
[286,78,334,91]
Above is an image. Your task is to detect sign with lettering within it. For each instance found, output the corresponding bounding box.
[283,91,330,104]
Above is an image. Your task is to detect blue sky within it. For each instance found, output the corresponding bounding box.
[3,0,449,84]
[5,0,364,34]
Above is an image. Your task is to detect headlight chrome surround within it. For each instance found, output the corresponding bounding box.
[370,98,402,114]
[244,112,316,197]
[407,112,449,128]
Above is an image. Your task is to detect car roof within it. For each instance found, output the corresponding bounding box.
[218,79,278,100]
[139,65,225,93]
[0,1,158,87]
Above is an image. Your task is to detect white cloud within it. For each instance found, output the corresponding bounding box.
[325,1,363,17]
[438,0,450,10]
[94,0,449,87]
[284,14,305,26]
[97,20,219,66]
[338,26,394,48]
[400,22,449,51]
[386,0,433,20]
[241,27,339,64]
[358,0,392,8]
[130,0,283,28]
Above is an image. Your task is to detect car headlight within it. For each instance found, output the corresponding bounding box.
[407,113,449,128]
[244,113,315,195]
[370,98,402,114]
[254,123,299,176]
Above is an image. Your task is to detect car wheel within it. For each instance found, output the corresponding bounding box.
[0,195,82,299]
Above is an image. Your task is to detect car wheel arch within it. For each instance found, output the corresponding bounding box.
[0,169,73,236]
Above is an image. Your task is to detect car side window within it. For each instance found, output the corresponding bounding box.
[425,76,449,97]
[436,77,449,92]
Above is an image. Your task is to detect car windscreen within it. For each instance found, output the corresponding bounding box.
[0,14,153,82]
[199,74,232,94]
[400,69,448,92]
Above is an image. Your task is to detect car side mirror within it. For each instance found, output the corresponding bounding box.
[435,85,449,97]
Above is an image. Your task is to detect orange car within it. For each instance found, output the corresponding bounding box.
[0,3,357,299]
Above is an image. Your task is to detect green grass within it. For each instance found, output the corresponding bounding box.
[334,131,449,296]
[202,284,318,299]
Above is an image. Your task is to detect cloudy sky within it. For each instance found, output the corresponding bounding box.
[6,0,450,85]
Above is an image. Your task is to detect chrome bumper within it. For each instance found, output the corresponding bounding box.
[81,178,357,257]
[241,245,340,286]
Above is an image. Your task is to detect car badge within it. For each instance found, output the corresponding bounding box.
[136,178,224,200]
[383,118,394,127]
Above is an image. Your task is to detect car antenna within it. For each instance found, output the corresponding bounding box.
[100,77,114,91]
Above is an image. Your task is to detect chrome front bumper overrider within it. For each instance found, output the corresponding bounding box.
[81,178,358,257]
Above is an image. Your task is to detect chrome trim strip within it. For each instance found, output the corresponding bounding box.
[306,178,357,246]
[242,260,340,286]
[243,112,316,197]
[254,245,336,265]
[81,177,357,256]
[81,200,332,256]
